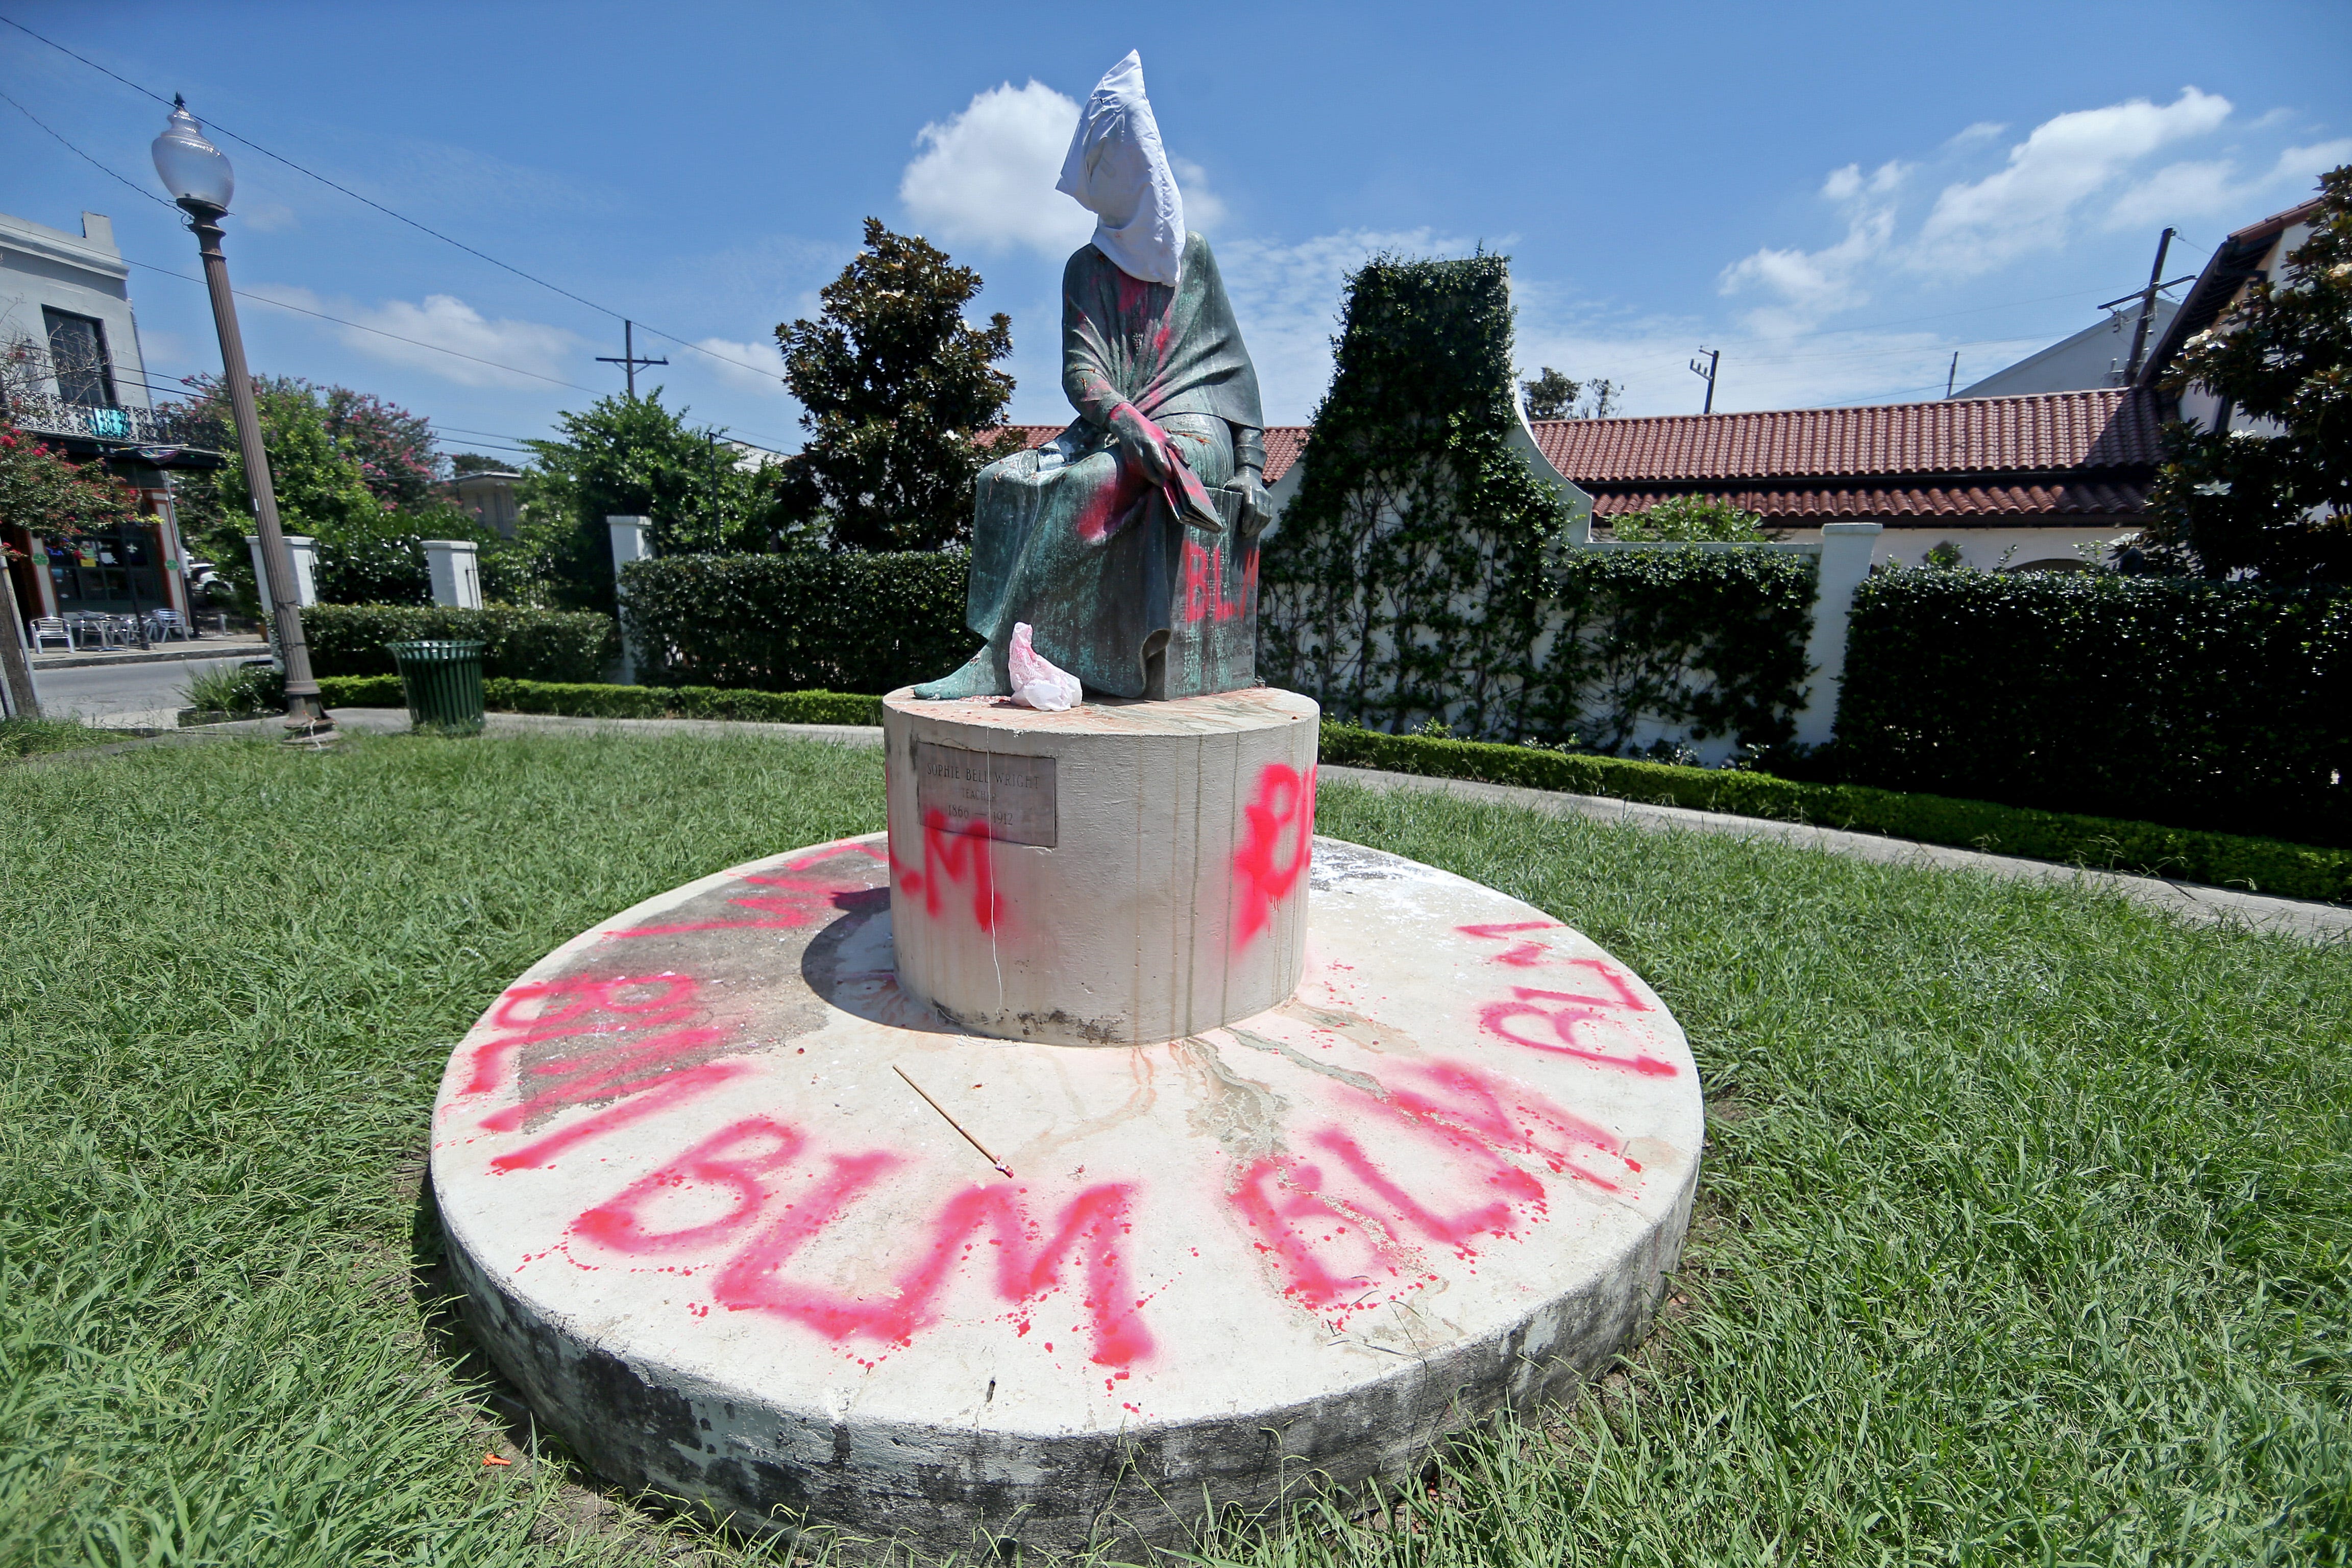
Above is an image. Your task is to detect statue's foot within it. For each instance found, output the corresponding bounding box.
[911,648,1010,700]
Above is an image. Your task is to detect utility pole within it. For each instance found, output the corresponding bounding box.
[1688,347,1720,414]
[0,570,39,718]
[1946,352,1961,399]
[2122,228,2176,385]
[596,320,668,398]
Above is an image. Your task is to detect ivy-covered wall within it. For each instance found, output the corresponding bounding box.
[1258,254,1818,752]
[1259,255,1571,739]
[1543,547,1819,754]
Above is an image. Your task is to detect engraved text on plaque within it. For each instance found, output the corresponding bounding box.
[914,742,1058,848]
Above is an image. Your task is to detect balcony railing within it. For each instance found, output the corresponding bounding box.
[4,390,218,448]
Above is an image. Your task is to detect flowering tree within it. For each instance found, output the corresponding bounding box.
[0,418,141,542]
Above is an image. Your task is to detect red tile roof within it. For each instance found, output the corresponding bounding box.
[1528,388,2160,482]
[1005,387,2159,524]
[1583,480,2151,521]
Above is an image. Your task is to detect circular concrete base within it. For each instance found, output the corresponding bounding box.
[431,835,1702,1558]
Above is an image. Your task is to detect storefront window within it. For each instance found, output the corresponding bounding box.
[46,525,163,613]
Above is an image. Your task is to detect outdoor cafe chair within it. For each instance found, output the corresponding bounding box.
[147,609,191,642]
[30,617,73,652]
[62,612,112,650]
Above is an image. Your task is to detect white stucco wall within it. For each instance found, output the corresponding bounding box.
[1764,522,2141,573]
[0,209,151,411]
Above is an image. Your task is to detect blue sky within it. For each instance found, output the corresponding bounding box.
[4,0,2347,461]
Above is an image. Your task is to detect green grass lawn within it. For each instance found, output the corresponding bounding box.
[3,732,2346,1566]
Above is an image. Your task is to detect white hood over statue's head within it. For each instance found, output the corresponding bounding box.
[1057,50,1185,285]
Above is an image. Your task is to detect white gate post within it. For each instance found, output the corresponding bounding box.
[421,540,483,609]
[607,516,652,684]
[246,533,318,608]
[1794,521,1881,748]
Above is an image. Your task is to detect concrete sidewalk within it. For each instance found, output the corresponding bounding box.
[32,636,270,671]
[182,706,2352,944]
[1318,765,2350,944]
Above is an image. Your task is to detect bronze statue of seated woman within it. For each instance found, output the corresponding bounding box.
[914,51,1270,704]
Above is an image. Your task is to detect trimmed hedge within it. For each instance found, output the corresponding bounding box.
[302,604,614,683]
[1320,723,2352,905]
[317,674,881,727]
[1835,572,2352,849]
[618,551,976,694]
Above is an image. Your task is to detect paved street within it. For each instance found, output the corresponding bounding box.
[29,652,263,729]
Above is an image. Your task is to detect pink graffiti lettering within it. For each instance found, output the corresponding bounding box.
[1478,969,1676,1077]
[488,1065,753,1173]
[1457,919,1563,969]
[568,1121,1151,1367]
[572,1117,807,1253]
[1180,537,1252,624]
[1233,763,1315,946]
[610,842,884,939]
[1230,1056,1640,1309]
[455,971,761,1170]
[896,808,1004,932]
[717,1179,1153,1367]
[461,974,701,1097]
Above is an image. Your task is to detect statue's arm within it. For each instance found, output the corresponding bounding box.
[1231,423,1271,536]
[1060,260,1124,431]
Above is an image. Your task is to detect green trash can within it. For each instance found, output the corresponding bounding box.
[386,640,486,735]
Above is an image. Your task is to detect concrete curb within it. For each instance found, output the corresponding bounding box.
[1318,765,2352,944]
[31,641,270,671]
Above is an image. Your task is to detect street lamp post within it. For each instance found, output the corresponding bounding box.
[152,97,332,740]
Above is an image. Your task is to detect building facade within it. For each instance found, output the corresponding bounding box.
[2,207,221,632]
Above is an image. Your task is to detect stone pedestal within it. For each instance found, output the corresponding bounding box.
[430,832,1702,1559]
[882,687,1318,1047]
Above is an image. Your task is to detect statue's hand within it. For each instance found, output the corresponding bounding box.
[1232,467,1272,537]
[1108,402,1177,485]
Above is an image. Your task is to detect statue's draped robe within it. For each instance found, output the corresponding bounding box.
[966,232,1264,698]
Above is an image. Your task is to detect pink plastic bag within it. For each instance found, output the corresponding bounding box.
[1008,623,1082,711]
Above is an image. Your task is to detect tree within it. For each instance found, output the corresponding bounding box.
[163,375,536,609]
[320,385,438,508]
[165,375,388,612]
[0,418,142,537]
[448,452,513,477]
[775,218,1015,551]
[519,391,787,611]
[1522,366,1622,421]
[0,415,141,715]
[2141,165,2352,582]
[1611,495,1770,542]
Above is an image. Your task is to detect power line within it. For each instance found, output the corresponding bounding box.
[0,12,790,391]
[119,255,608,393]
[0,74,620,396]
[0,84,177,210]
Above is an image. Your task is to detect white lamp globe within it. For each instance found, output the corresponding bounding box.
[152,97,233,211]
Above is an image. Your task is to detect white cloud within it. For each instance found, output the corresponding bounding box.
[1714,88,2285,335]
[1169,156,1228,231]
[1719,160,1906,330]
[2108,137,2352,229]
[900,80,1229,256]
[246,285,584,388]
[1917,87,2232,268]
[694,335,789,397]
[900,81,1094,256]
